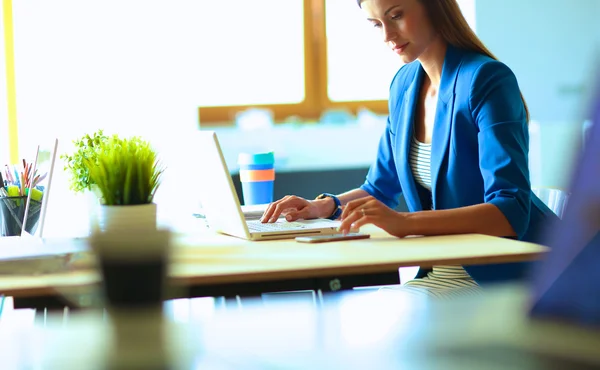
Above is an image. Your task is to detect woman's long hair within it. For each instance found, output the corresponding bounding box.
[358,0,530,121]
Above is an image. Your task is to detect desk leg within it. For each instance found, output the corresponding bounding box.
[316,271,401,293]
[13,296,75,325]
[33,307,70,326]
[215,296,245,310]
[315,272,401,306]
[216,292,318,309]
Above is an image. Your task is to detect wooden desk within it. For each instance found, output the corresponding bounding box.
[0,226,548,309]
[1,284,599,369]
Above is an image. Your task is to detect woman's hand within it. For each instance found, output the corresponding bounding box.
[338,196,410,237]
[261,195,335,223]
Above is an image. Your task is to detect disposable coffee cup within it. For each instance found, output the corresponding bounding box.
[237,152,275,205]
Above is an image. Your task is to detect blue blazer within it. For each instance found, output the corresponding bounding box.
[360,44,558,284]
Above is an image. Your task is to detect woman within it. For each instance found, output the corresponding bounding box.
[261,0,558,296]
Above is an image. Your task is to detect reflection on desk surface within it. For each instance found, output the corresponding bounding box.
[1,284,599,369]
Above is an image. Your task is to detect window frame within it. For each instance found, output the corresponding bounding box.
[198,0,389,126]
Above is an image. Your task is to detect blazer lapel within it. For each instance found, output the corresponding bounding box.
[430,45,462,209]
[398,66,424,212]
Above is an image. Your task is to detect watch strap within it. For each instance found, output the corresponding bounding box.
[315,193,342,220]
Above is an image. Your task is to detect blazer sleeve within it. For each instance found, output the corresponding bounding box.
[470,61,531,239]
[360,117,403,209]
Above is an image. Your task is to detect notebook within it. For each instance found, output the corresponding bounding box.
[195,131,339,241]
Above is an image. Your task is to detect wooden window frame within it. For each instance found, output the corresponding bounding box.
[199,0,388,126]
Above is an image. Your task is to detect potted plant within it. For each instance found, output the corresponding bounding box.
[86,135,164,232]
[62,130,111,231]
[61,130,110,196]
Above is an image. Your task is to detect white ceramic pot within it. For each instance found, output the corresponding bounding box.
[96,203,157,233]
[86,189,101,232]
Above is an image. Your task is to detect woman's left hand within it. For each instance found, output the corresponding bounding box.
[338,196,410,238]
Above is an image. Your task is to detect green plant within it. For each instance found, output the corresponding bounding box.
[61,130,110,192]
[87,136,164,206]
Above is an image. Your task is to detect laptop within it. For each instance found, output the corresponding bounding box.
[195,131,340,241]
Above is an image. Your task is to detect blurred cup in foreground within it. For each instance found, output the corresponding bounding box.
[90,228,172,311]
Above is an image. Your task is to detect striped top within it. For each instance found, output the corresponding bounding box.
[409,136,432,191]
[407,134,476,283]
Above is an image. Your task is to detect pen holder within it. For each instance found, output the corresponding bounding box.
[0,196,42,237]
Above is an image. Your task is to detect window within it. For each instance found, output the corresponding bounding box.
[200,0,477,124]
[13,0,230,151]
[196,0,305,107]
[458,0,477,31]
[7,0,478,154]
[325,0,402,103]
[326,0,476,103]
[198,0,312,123]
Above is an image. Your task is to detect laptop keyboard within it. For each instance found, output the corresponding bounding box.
[247,220,312,232]
[246,220,337,233]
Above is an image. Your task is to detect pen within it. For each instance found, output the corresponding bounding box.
[34,172,47,187]
[4,165,11,184]
[26,162,32,185]
[13,167,20,188]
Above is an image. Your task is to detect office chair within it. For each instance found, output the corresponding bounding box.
[532,187,570,219]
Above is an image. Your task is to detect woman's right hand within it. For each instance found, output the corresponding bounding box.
[260,195,336,223]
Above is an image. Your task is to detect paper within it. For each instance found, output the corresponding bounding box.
[0,237,90,275]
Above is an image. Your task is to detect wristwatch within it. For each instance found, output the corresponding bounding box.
[315,193,343,220]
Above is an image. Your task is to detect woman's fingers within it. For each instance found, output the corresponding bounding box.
[261,196,311,223]
[338,207,367,234]
[348,211,372,230]
[340,197,371,221]
[268,201,292,222]
[261,196,291,222]
[283,206,310,222]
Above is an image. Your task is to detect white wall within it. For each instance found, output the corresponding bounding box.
[476,0,599,123]
[476,0,600,189]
